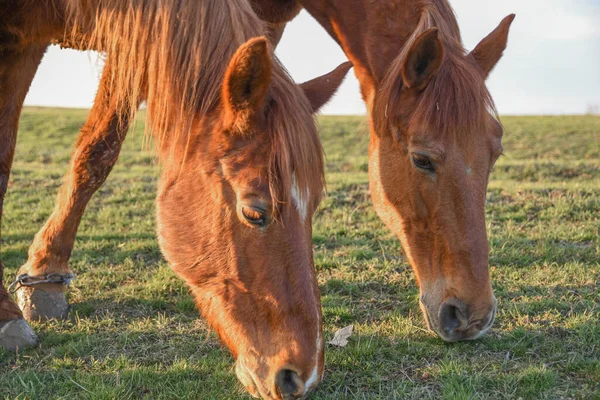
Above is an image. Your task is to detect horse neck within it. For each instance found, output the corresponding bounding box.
[300,0,461,102]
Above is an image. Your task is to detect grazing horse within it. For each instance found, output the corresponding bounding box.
[0,0,351,398]
[251,0,515,342]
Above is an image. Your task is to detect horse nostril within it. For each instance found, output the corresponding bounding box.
[439,299,468,334]
[276,368,304,399]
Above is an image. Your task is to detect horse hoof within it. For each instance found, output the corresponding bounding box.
[16,286,69,321]
[0,319,38,350]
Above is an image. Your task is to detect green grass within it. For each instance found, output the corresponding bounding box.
[1,108,599,399]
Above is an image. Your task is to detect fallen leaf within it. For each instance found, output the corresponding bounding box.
[328,325,353,347]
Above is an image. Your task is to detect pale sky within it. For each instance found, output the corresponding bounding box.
[24,0,600,115]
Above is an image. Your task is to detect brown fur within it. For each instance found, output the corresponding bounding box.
[61,0,325,218]
[373,2,499,142]
[250,0,514,342]
[0,44,48,319]
[0,0,351,398]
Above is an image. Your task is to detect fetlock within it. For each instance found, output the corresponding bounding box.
[0,288,24,320]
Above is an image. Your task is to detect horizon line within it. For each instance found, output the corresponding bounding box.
[21,105,599,117]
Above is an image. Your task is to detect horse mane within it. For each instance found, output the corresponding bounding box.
[374,0,498,139]
[65,0,323,214]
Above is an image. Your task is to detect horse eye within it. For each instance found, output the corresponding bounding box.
[241,206,267,227]
[411,153,435,172]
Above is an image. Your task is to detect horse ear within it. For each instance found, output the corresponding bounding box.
[401,28,444,91]
[300,61,353,113]
[469,14,515,78]
[223,36,272,130]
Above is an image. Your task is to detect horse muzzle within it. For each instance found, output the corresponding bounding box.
[420,295,497,342]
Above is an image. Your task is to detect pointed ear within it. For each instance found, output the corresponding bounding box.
[300,61,353,113]
[469,14,515,78]
[401,28,444,91]
[223,36,272,130]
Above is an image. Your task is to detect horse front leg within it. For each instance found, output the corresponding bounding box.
[14,62,132,321]
[0,44,47,350]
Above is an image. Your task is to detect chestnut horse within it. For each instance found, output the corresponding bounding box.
[0,0,351,398]
[251,0,515,342]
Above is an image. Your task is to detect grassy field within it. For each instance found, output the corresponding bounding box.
[1,108,599,399]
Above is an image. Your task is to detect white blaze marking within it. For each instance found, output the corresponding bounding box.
[291,174,318,393]
[291,175,309,221]
[304,333,322,393]
[466,166,472,176]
